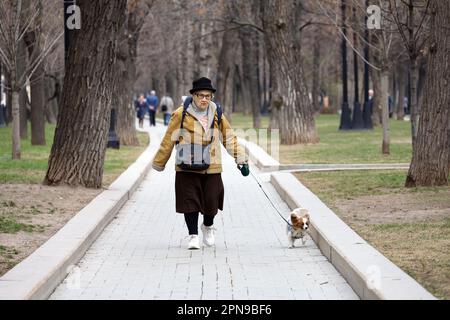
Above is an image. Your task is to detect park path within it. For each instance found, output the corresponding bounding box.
[49,122,358,300]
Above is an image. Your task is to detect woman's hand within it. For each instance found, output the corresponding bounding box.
[237,163,250,177]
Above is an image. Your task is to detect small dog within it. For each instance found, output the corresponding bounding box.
[286,208,310,248]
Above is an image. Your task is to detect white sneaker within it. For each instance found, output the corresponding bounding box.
[187,235,200,250]
[201,224,215,247]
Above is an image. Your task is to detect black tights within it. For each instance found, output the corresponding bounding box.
[184,212,215,235]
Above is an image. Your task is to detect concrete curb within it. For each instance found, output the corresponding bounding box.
[0,129,159,300]
[276,163,410,172]
[239,138,436,300]
[238,139,280,172]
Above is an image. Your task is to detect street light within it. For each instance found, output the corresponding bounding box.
[339,0,352,130]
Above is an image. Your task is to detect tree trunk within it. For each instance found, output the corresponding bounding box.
[29,66,45,145]
[240,26,261,128]
[25,33,46,145]
[216,10,240,121]
[22,0,45,144]
[114,6,141,147]
[199,22,215,79]
[396,64,406,120]
[5,71,12,124]
[18,39,28,140]
[405,0,450,187]
[262,0,318,144]
[312,27,321,114]
[409,60,419,147]
[44,77,57,124]
[381,70,390,154]
[12,90,21,160]
[44,0,127,188]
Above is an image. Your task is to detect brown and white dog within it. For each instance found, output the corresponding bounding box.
[286,208,310,248]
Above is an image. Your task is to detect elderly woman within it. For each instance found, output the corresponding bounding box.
[152,77,249,249]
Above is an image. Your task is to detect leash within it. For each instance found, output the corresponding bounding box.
[241,165,293,227]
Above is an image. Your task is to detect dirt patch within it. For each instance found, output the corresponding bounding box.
[331,190,450,300]
[0,184,102,277]
[333,190,450,226]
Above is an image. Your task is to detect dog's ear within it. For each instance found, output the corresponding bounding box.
[290,212,300,223]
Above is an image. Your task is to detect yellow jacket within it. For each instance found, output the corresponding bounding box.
[152,101,248,174]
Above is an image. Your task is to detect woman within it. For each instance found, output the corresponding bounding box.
[136,94,148,128]
[152,77,249,249]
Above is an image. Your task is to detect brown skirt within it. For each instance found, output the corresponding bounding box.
[175,171,224,216]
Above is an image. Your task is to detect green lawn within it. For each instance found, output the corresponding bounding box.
[293,170,449,204]
[0,124,149,185]
[231,113,413,164]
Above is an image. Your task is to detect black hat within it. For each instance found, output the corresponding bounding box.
[189,77,216,94]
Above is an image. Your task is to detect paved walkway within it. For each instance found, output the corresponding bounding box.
[49,123,358,300]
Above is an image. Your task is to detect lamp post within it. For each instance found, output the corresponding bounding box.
[339,0,352,130]
[107,107,120,149]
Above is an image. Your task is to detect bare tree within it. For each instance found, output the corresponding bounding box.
[405,0,449,187]
[0,0,63,159]
[114,0,154,146]
[262,0,319,144]
[44,0,127,188]
[23,0,45,145]
[389,0,431,148]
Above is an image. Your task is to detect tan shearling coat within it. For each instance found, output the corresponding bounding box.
[152,101,248,174]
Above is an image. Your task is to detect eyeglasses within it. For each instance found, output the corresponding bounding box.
[195,93,213,100]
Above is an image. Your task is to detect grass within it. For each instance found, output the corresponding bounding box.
[230,113,413,164]
[0,244,20,273]
[228,112,270,130]
[0,216,46,234]
[357,219,450,300]
[0,124,149,185]
[280,114,412,164]
[292,170,449,204]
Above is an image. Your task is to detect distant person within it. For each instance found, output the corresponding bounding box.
[368,89,374,114]
[403,96,409,115]
[146,90,159,127]
[136,94,148,128]
[388,95,393,118]
[160,95,174,126]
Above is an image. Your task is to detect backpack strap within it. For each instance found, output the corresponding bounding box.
[180,96,193,130]
[215,102,223,128]
[177,97,222,145]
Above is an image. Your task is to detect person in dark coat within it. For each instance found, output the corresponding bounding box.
[146,90,159,127]
[136,95,148,128]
